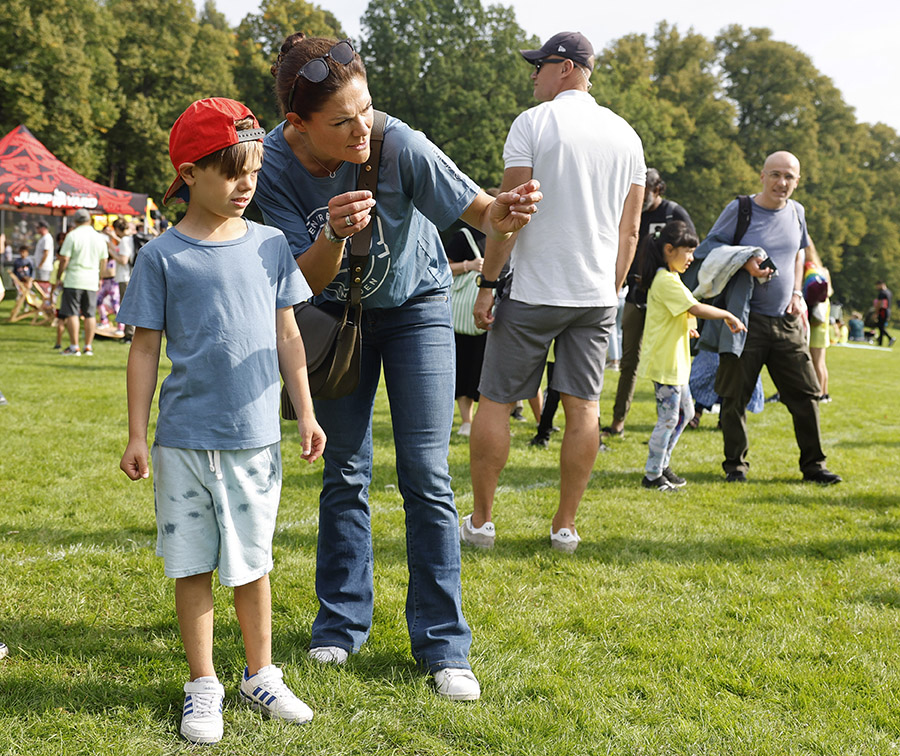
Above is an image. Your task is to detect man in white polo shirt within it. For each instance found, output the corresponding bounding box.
[462,31,646,553]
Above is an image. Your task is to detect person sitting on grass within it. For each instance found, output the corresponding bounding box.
[118,98,326,746]
[637,221,746,491]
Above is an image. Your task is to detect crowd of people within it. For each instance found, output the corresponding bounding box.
[2,25,895,748]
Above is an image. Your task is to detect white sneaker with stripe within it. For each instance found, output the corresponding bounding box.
[240,665,313,723]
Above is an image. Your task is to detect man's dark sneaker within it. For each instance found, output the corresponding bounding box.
[803,469,842,485]
[726,471,747,483]
[529,433,550,448]
[510,407,527,422]
[662,467,686,487]
[641,475,675,491]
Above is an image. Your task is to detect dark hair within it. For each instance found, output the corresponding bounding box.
[112,218,127,234]
[193,117,264,179]
[646,168,666,196]
[637,220,699,291]
[271,33,367,120]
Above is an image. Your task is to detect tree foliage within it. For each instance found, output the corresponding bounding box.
[0,2,896,308]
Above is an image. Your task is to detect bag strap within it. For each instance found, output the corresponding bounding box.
[732,195,752,245]
[459,227,482,260]
[347,110,387,308]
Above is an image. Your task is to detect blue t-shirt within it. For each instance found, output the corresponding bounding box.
[699,197,809,317]
[255,115,479,310]
[117,220,312,450]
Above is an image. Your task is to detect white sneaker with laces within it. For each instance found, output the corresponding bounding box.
[240,665,313,723]
[433,668,481,701]
[460,514,495,548]
[307,645,349,664]
[550,527,581,553]
[181,676,225,744]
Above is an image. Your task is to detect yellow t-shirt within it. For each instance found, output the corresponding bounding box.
[639,268,699,386]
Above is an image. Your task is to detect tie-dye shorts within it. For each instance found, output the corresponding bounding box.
[150,443,282,586]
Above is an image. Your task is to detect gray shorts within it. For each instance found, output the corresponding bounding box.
[479,297,616,402]
[58,288,98,319]
[151,443,282,586]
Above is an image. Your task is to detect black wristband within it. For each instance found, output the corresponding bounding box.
[476,274,499,289]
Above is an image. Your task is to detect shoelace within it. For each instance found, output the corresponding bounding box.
[187,691,222,716]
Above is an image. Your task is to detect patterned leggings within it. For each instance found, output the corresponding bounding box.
[645,382,694,478]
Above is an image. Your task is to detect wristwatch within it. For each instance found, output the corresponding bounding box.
[476,274,499,289]
[322,214,344,244]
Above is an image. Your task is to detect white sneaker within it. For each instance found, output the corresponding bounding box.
[433,668,481,701]
[240,665,313,723]
[550,527,581,553]
[308,646,349,665]
[460,514,495,548]
[457,422,471,437]
[181,676,224,744]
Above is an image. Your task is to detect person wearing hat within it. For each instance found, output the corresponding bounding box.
[464,31,646,553]
[118,97,326,744]
[55,208,108,356]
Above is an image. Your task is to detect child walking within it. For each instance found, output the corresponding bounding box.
[118,98,325,745]
[637,221,746,491]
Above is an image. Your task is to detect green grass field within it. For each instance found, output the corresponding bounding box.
[1,301,899,755]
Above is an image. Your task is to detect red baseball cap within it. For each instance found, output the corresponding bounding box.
[163,98,266,205]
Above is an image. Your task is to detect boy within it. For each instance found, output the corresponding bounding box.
[12,245,34,284]
[118,98,325,745]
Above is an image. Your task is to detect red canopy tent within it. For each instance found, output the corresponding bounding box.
[0,125,147,216]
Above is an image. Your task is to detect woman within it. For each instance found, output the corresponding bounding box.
[255,33,540,701]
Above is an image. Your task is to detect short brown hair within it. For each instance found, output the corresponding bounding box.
[194,117,264,178]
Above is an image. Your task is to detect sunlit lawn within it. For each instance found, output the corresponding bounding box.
[1,299,899,755]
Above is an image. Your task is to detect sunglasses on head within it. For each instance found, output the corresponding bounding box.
[533,57,567,73]
[288,39,356,114]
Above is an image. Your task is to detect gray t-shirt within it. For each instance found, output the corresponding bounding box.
[699,197,809,317]
[255,115,478,310]
[117,220,312,450]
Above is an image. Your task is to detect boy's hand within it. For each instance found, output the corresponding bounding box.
[297,416,326,463]
[120,439,150,480]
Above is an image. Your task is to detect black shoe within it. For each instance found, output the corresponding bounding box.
[529,433,549,448]
[600,425,624,439]
[726,471,747,483]
[803,469,842,485]
[662,467,686,487]
[764,392,781,404]
[510,407,527,422]
[642,475,675,491]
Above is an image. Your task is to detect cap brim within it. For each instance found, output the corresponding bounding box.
[162,174,186,205]
[520,49,545,62]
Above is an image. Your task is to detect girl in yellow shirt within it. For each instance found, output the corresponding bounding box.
[638,222,746,490]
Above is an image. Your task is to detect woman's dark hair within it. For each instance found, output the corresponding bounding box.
[637,220,699,292]
[271,33,367,120]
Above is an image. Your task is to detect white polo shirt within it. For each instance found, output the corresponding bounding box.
[503,90,645,307]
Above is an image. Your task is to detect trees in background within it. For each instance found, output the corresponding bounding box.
[0,0,896,309]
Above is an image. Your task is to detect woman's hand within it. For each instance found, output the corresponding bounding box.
[488,179,542,236]
[327,190,376,240]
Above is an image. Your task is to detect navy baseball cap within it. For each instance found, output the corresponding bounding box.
[520,32,594,68]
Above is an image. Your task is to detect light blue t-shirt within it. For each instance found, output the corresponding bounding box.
[117,220,312,450]
[255,115,479,310]
[698,197,809,317]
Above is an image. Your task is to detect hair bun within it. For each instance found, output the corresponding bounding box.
[271,32,308,78]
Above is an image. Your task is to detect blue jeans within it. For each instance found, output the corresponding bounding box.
[645,383,693,477]
[310,292,471,672]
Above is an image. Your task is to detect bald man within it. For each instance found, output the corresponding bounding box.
[696,151,841,485]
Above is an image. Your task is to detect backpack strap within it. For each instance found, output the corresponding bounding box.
[732,195,752,245]
[347,110,387,308]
